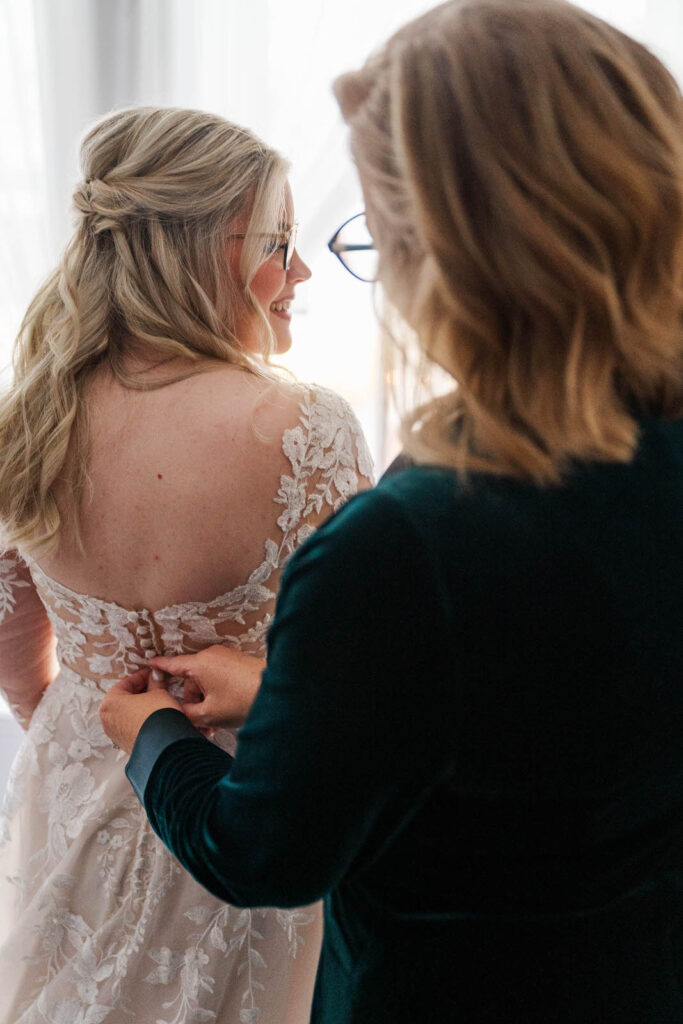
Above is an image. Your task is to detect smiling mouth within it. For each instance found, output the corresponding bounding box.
[270,300,292,319]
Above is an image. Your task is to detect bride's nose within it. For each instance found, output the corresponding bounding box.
[287,250,312,283]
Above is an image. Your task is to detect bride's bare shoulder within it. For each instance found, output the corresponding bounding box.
[89,363,308,462]
[174,366,312,457]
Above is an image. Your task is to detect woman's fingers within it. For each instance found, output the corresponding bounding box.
[147,667,170,691]
[111,669,150,695]
[148,646,264,729]
[148,654,193,677]
[182,697,214,729]
[182,700,204,726]
[183,676,204,704]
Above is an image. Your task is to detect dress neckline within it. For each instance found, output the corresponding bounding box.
[25,551,276,619]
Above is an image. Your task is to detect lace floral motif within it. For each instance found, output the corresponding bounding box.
[0,552,31,620]
[0,385,372,1024]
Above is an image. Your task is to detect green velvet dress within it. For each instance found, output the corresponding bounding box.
[128,415,683,1023]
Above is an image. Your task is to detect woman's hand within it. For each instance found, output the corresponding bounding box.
[148,645,265,730]
[99,668,182,754]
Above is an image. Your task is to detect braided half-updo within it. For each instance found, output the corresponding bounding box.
[0,106,289,556]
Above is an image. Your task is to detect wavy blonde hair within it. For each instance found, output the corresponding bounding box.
[335,0,683,482]
[0,106,290,555]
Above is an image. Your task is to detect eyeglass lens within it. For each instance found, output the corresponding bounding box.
[331,214,378,282]
[284,223,298,270]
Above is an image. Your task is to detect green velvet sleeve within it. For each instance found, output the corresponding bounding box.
[134,486,448,908]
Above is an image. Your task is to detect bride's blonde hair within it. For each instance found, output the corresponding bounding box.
[335,0,683,482]
[0,106,289,555]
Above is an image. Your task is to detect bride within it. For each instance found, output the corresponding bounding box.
[0,106,373,1024]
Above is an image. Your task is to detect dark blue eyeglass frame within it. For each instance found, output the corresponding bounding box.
[327,212,377,283]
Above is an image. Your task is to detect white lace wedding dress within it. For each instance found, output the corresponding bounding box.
[0,385,373,1024]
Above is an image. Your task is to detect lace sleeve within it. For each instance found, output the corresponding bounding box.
[275,385,375,561]
[0,551,57,728]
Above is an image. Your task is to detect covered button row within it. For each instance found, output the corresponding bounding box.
[126,611,157,658]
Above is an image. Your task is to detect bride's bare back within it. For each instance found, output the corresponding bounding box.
[43,362,344,611]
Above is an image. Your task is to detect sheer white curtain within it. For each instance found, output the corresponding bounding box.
[0,1,49,380]
[32,0,199,258]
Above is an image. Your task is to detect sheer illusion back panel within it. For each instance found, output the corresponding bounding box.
[0,380,373,1024]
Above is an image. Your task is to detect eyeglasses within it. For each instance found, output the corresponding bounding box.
[227,221,299,271]
[328,212,378,283]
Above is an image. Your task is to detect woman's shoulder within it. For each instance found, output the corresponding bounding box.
[310,460,519,557]
[339,429,683,558]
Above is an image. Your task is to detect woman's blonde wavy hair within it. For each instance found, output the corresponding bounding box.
[0,106,290,555]
[335,0,683,483]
